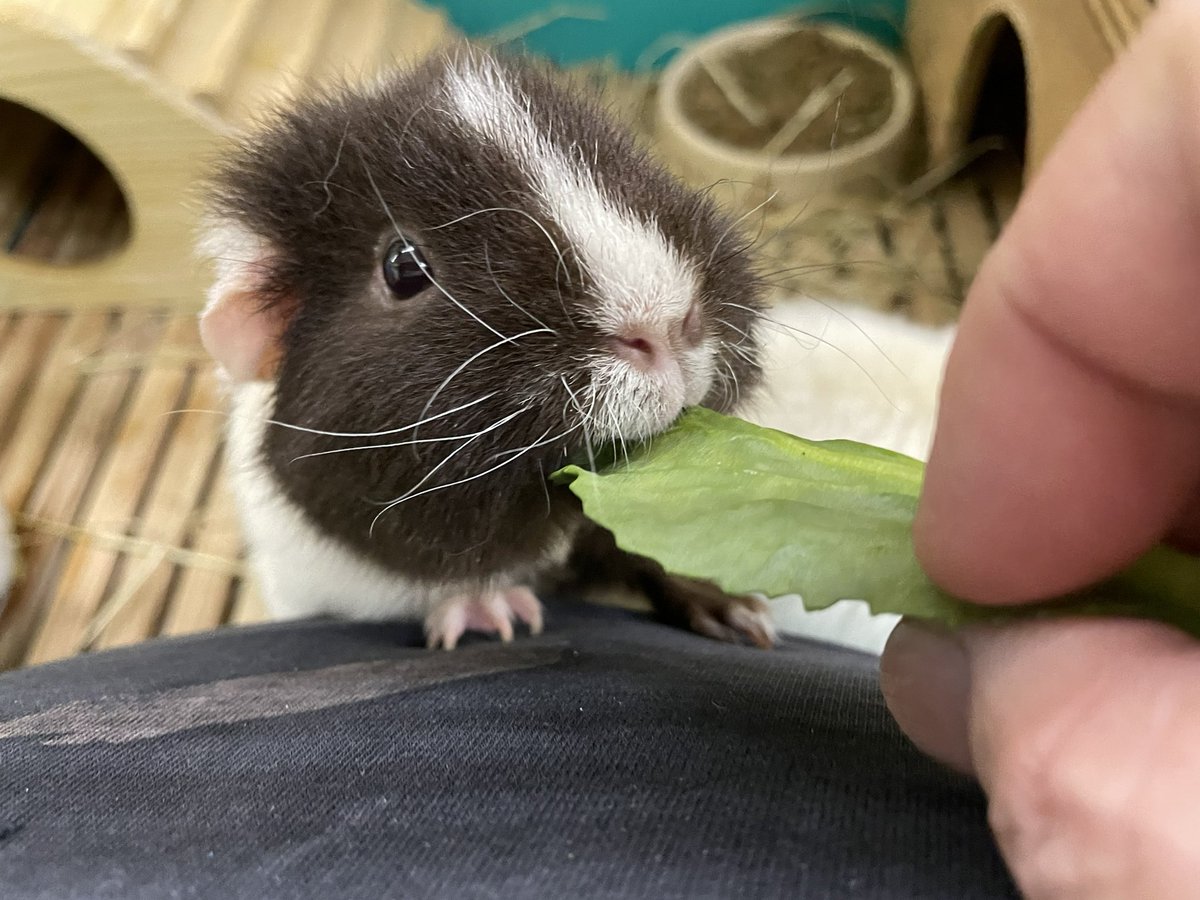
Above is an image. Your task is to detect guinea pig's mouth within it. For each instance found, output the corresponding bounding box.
[579,342,715,444]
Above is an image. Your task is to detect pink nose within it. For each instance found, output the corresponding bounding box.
[612,332,662,368]
[610,304,702,370]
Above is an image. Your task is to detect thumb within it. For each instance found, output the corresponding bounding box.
[882,617,1200,898]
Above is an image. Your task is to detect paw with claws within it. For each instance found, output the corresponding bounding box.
[424,586,544,650]
[654,575,777,649]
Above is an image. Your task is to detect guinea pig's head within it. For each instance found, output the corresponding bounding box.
[201,47,764,506]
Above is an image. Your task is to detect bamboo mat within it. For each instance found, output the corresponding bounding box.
[0,309,265,669]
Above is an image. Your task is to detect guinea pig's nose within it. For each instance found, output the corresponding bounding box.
[611,303,703,370]
[611,330,667,370]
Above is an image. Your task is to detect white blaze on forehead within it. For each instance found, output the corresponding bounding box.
[444,56,696,331]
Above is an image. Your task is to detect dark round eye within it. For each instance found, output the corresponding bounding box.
[382,238,433,299]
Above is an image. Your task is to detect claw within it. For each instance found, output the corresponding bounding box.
[665,577,777,649]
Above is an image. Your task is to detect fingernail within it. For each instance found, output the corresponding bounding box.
[880,619,974,775]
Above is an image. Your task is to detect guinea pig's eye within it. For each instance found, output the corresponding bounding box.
[382,238,433,299]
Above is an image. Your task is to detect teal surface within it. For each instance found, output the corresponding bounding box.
[431,1,907,69]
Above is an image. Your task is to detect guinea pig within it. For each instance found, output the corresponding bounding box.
[199,46,774,650]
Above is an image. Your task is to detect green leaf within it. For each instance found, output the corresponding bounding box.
[553,408,1200,636]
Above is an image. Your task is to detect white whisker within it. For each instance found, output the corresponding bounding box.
[417,327,553,429]
[256,392,499,438]
[743,310,898,409]
[367,406,533,535]
[705,190,780,270]
[429,206,573,288]
[290,404,527,462]
[560,375,597,473]
[374,421,583,518]
[724,300,904,378]
[483,242,556,333]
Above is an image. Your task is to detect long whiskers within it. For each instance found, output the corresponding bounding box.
[367,406,535,535]
[429,206,573,288]
[705,190,780,271]
[256,392,500,439]
[728,305,899,408]
[370,420,582,530]
[416,327,553,433]
[724,300,905,378]
[289,404,529,463]
[560,375,597,473]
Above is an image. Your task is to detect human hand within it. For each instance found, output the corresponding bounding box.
[881,2,1200,896]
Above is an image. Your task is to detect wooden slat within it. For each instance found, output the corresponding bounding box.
[308,0,392,83]
[187,0,266,106]
[110,0,188,62]
[0,311,113,511]
[27,315,192,663]
[96,370,231,648]
[4,312,162,667]
[160,458,246,636]
[228,574,268,626]
[0,314,66,445]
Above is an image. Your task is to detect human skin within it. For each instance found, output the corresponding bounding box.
[880,1,1200,896]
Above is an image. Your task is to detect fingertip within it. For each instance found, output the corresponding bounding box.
[880,619,974,775]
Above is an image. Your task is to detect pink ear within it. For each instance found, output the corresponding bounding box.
[199,288,291,382]
[197,225,294,382]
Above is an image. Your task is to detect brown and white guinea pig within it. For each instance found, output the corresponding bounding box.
[198,46,775,650]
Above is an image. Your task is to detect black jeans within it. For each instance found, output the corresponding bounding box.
[0,600,1015,899]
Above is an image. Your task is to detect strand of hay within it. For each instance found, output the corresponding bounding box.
[694,53,770,126]
[16,514,244,578]
[73,348,209,374]
[80,544,168,651]
[485,4,608,47]
[762,67,855,157]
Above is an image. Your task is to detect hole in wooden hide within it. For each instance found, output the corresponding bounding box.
[966,17,1029,166]
[0,99,132,267]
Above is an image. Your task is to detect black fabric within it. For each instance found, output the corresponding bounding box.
[0,601,1016,899]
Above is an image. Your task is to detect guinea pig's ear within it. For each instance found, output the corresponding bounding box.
[197,222,296,383]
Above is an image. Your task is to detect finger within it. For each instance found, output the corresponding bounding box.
[915,3,1200,603]
[880,619,972,774]
[966,619,1200,898]
[881,617,1200,897]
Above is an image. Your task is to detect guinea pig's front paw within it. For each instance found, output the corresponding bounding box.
[424,587,544,651]
[657,576,777,650]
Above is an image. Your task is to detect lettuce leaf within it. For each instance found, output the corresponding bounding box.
[553,408,1200,636]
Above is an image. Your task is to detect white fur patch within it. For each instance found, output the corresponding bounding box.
[444,56,713,439]
[444,58,696,331]
[226,383,441,620]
